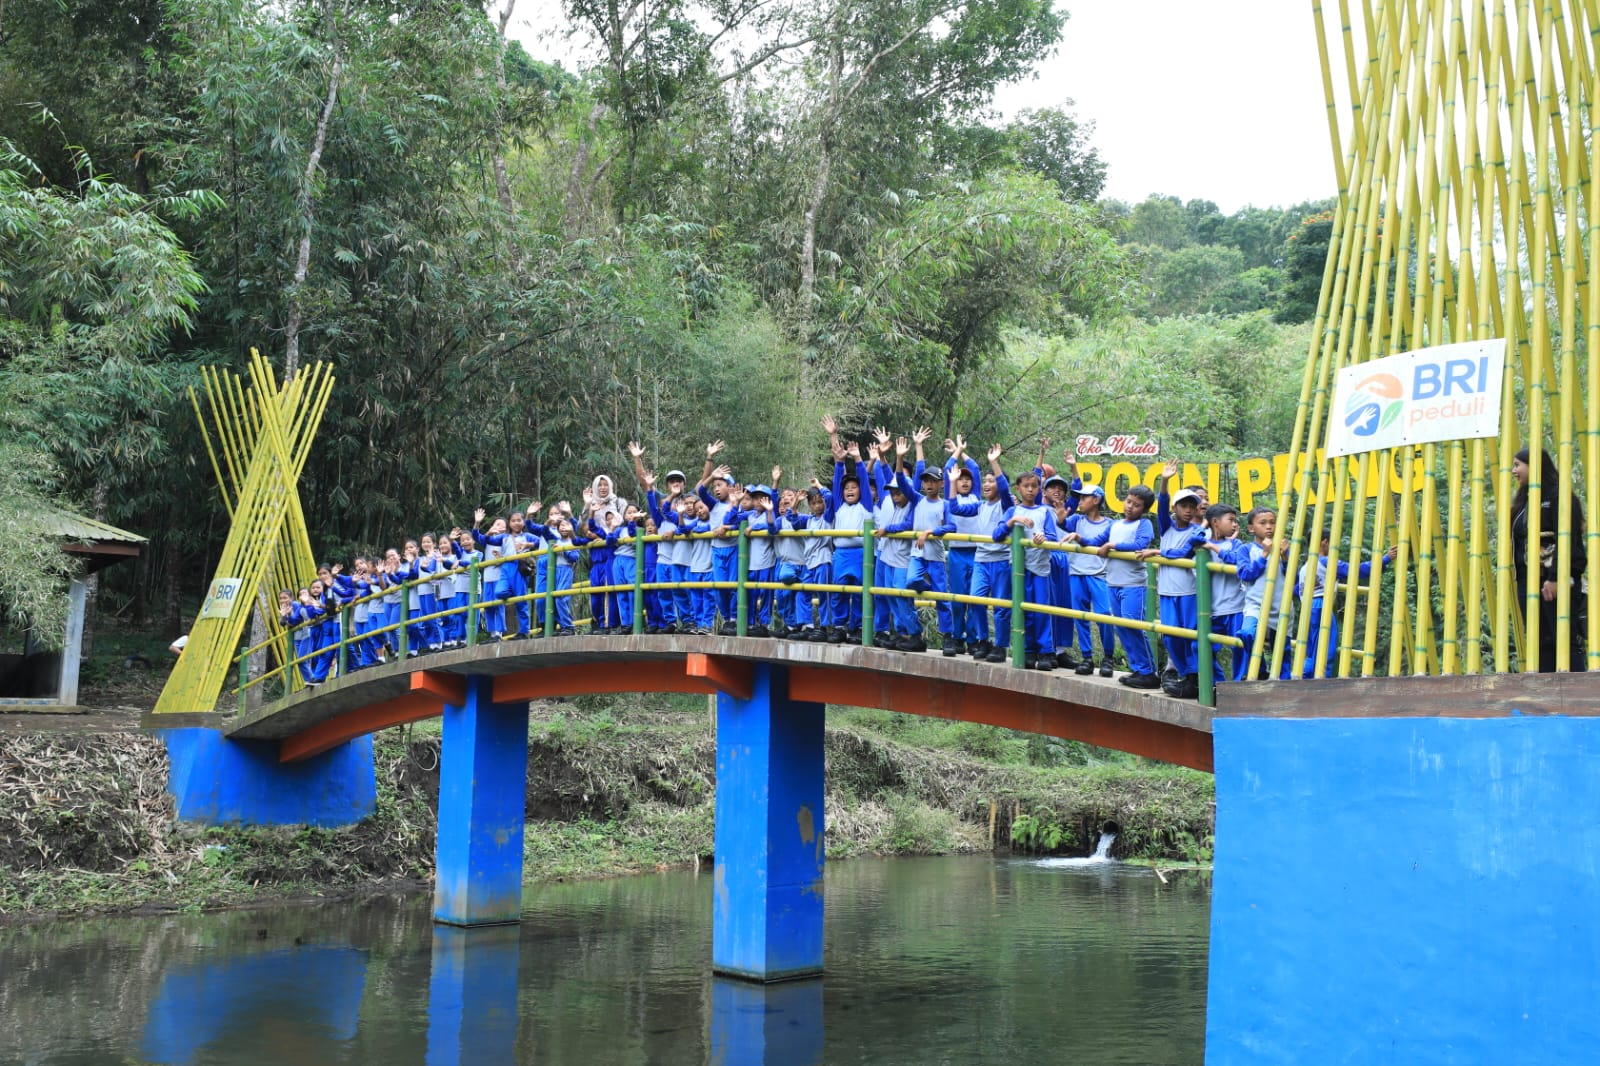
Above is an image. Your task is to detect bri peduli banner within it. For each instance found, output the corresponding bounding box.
[1325,338,1506,459]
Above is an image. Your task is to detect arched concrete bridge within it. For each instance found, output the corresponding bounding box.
[224,634,1214,771]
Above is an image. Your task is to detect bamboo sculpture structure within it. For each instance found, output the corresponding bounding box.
[153,351,333,713]
[1248,0,1600,679]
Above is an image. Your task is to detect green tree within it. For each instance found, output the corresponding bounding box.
[1276,209,1335,323]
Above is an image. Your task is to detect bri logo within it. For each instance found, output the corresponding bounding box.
[1343,372,1404,438]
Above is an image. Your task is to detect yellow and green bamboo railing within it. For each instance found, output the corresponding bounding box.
[234,524,1245,709]
[1245,0,1600,680]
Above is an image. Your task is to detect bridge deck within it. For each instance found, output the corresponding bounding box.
[198,635,1215,771]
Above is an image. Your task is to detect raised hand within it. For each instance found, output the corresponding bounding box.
[809,476,823,490]
[820,415,837,434]
[706,439,726,458]
[873,426,891,447]
[847,441,862,461]
[628,440,645,458]
[987,443,1003,463]
[641,470,656,491]
[895,436,909,458]
[955,433,968,456]
[557,500,572,515]
[527,502,541,517]
[712,464,732,482]
[1163,458,1180,479]
[1060,448,1077,471]
[831,439,847,462]
[474,507,486,525]
[911,426,931,445]
[772,464,783,486]
[943,437,957,456]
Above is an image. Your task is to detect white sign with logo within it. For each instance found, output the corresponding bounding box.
[1326,338,1506,458]
[198,577,245,620]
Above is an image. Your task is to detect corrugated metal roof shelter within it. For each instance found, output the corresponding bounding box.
[1,510,146,711]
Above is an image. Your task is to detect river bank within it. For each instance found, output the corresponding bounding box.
[0,689,1214,921]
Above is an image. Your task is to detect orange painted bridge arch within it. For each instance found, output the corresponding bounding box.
[220,635,1214,772]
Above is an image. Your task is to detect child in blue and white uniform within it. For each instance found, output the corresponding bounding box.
[871,449,918,649]
[794,482,835,639]
[1202,504,1248,685]
[547,518,589,635]
[827,445,876,643]
[968,445,1015,662]
[944,447,983,654]
[1295,534,1396,679]
[446,530,481,645]
[695,443,740,633]
[1137,487,1207,698]
[470,513,506,640]
[730,485,778,635]
[1102,487,1159,689]
[907,450,957,655]
[1064,484,1116,675]
[686,499,716,633]
[282,588,324,685]
[774,477,809,634]
[993,470,1059,670]
[1232,507,1289,681]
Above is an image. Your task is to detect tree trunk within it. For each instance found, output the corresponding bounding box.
[283,36,345,379]
[490,0,517,216]
[799,141,832,308]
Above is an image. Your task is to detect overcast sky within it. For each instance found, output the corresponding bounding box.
[997,0,1342,212]
[510,0,1347,214]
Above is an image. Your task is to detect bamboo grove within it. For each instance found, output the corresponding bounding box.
[1253,0,1600,678]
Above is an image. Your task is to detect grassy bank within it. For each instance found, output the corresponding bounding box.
[0,692,1214,920]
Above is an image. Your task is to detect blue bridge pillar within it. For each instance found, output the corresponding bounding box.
[433,675,530,926]
[713,663,826,982]
[157,726,374,826]
[1207,714,1600,1063]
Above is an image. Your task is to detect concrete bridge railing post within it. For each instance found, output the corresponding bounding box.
[712,662,826,982]
[433,675,530,927]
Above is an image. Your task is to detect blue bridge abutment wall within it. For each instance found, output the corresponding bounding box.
[713,662,827,982]
[156,723,375,827]
[433,675,531,926]
[1206,711,1600,1063]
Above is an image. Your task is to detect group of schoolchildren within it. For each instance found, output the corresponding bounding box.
[278,419,1394,700]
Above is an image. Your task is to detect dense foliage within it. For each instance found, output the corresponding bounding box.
[0,0,1333,639]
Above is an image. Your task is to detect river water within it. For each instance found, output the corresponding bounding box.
[0,856,1210,1065]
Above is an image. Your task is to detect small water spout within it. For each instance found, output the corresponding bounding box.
[1091,832,1116,860]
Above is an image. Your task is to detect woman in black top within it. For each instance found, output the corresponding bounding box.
[1509,446,1587,672]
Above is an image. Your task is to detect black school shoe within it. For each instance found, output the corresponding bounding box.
[1119,672,1161,690]
[898,634,928,653]
[969,640,992,661]
[827,628,846,644]
[1033,656,1055,671]
[1098,660,1114,678]
[748,624,771,638]
[984,647,1007,664]
[942,640,963,658]
[1074,659,1094,676]
[1180,673,1201,700]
